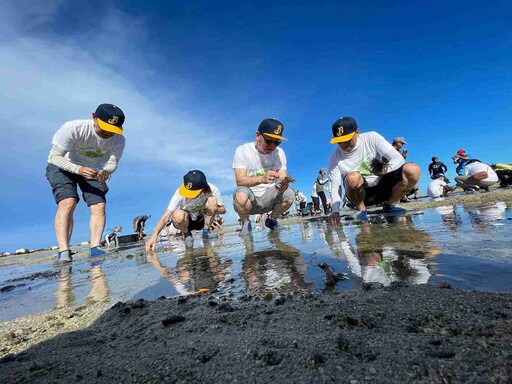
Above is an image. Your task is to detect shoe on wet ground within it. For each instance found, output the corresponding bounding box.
[56,249,73,264]
[239,221,252,236]
[265,217,278,230]
[89,247,106,257]
[184,231,194,247]
[356,210,369,222]
[202,228,218,239]
[383,203,407,215]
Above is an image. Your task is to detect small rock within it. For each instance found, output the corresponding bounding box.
[162,315,186,327]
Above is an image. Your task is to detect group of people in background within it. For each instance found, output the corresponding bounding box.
[46,103,508,263]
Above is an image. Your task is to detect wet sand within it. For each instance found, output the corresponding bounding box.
[1,188,512,383]
[1,284,512,383]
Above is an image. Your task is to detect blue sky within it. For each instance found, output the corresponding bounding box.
[1,1,511,252]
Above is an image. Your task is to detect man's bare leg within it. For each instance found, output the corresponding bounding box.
[55,198,77,252]
[386,163,421,205]
[270,198,294,219]
[90,203,106,248]
[344,172,366,211]
[234,192,252,223]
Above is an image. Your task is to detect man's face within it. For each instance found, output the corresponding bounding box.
[255,132,281,154]
[92,113,116,139]
[433,158,438,163]
[337,131,359,152]
[393,141,404,150]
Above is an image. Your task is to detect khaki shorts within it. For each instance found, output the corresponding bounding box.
[234,186,295,215]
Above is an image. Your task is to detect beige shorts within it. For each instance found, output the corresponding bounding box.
[234,186,295,215]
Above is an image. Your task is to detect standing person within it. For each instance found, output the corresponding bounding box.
[133,214,151,240]
[146,170,226,251]
[316,169,330,214]
[427,175,454,199]
[392,137,408,160]
[452,149,472,175]
[326,117,420,223]
[428,157,448,179]
[232,118,295,235]
[105,225,122,248]
[311,182,320,214]
[46,103,126,263]
[455,160,498,192]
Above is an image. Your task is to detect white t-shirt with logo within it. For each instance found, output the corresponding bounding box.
[167,183,224,220]
[51,119,125,169]
[427,179,447,198]
[328,132,405,212]
[464,162,498,182]
[232,142,287,197]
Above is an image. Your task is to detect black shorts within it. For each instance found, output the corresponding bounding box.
[173,213,205,231]
[46,164,108,206]
[348,165,405,207]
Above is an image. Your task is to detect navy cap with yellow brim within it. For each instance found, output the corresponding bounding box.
[258,118,288,141]
[330,116,358,144]
[95,103,125,135]
[178,184,202,199]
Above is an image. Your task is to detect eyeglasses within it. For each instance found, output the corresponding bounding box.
[263,137,281,146]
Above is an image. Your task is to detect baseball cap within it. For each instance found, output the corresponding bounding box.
[178,170,207,199]
[95,104,125,135]
[258,118,287,141]
[393,136,407,145]
[456,149,466,155]
[330,117,358,144]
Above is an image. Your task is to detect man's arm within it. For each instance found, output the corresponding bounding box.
[234,168,279,186]
[48,145,100,179]
[146,210,174,252]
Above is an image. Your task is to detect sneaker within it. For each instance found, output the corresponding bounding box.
[383,203,407,215]
[265,217,279,230]
[56,249,73,264]
[90,246,106,257]
[356,210,369,222]
[184,231,194,247]
[202,228,218,239]
[239,221,252,236]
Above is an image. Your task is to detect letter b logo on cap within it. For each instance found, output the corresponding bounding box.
[108,116,119,125]
[274,125,283,135]
[186,182,192,189]
[337,126,344,136]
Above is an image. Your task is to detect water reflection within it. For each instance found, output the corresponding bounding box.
[242,231,312,294]
[435,205,462,232]
[350,222,441,286]
[55,262,110,308]
[147,243,232,295]
[464,202,507,229]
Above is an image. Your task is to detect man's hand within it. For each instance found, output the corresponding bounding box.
[145,236,157,252]
[328,212,340,225]
[97,170,110,183]
[262,170,279,184]
[79,167,100,179]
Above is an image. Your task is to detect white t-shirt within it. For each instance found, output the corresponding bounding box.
[328,132,405,212]
[232,142,287,197]
[464,162,498,182]
[427,179,447,198]
[311,183,318,198]
[51,119,125,169]
[295,191,306,203]
[167,183,224,220]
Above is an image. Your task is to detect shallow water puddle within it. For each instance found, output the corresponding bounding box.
[1,202,512,322]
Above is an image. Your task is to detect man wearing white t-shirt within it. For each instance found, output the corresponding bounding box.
[455,160,498,192]
[233,118,295,235]
[146,170,226,251]
[427,175,454,199]
[327,116,420,223]
[46,104,126,263]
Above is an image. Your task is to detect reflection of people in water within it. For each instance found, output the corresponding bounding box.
[55,262,110,308]
[352,222,441,286]
[465,202,506,230]
[147,247,232,296]
[435,205,461,232]
[242,231,312,294]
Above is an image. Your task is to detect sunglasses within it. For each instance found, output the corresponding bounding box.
[263,137,281,146]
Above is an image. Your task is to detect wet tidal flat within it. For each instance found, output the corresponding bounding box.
[1,198,512,324]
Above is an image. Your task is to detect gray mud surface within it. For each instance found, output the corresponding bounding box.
[2,283,512,383]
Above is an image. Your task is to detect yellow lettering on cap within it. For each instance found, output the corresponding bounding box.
[274,125,282,135]
[186,182,193,189]
[337,126,344,136]
[108,116,119,125]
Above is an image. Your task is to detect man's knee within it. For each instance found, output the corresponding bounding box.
[344,172,364,190]
[90,202,106,215]
[58,198,77,212]
[172,210,188,224]
[403,163,421,181]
